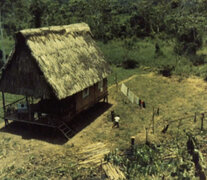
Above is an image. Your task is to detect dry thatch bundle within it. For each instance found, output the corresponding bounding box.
[0,23,111,99]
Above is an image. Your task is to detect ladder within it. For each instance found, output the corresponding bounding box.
[57,121,74,140]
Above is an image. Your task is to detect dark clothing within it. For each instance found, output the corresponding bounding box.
[139,100,142,108]
[113,121,119,128]
[111,111,115,121]
[143,101,146,108]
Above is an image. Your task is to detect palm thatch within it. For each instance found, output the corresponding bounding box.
[0,23,111,99]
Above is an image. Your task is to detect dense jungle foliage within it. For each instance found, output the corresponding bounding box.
[0,0,207,55]
[0,0,207,80]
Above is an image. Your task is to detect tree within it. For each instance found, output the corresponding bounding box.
[30,0,47,28]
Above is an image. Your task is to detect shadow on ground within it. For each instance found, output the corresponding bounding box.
[0,102,112,145]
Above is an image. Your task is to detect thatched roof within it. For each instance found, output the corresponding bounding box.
[0,23,111,99]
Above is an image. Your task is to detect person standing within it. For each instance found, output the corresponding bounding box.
[143,101,146,108]
[111,110,115,121]
[139,99,142,108]
[113,115,120,128]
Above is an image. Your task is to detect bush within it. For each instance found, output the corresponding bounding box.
[154,42,164,57]
[190,54,206,66]
[159,65,175,77]
[104,144,162,179]
[122,59,139,69]
[174,27,203,56]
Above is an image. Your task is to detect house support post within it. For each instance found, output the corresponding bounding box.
[26,96,32,121]
[2,92,8,126]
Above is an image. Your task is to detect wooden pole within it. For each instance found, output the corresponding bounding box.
[26,96,31,121]
[2,92,8,126]
[152,107,155,134]
[2,92,6,115]
[131,136,135,146]
[115,73,118,91]
[157,107,159,116]
[194,112,197,123]
[201,113,204,131]
[145,128,148,144]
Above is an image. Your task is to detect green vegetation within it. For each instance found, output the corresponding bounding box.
[0,0,207,179]
[0,0,207,83]
[0,0,207,70]
[102,73,207,179]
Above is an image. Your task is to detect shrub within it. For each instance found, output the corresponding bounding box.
[190,54,206,66]
[104,144,162,179]
[159,65,175,77]
[174,27,203,56]
[122,59,139,69]
[154,42,164,57]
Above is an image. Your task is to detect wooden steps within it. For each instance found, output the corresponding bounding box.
[57,121,74,140]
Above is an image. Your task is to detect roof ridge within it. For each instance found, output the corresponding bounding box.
[19,23,90,38]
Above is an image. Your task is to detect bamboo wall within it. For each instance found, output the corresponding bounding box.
[0,45,53,98]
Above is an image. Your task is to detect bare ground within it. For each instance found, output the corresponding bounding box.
[0,73,207,179]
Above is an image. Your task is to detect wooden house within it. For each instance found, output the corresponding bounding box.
[0,23,111,137]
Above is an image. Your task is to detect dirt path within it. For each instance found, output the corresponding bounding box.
[109,74,138,90]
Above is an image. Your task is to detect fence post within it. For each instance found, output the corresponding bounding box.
[194,112,197,123]
[115,73,118,91]
[201,113,204,131]
[131,136,135,146]
[145,128,149,144]
[157,107,159,116]
[152,107,155,134]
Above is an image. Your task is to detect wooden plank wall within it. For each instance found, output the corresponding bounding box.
[75,78,107,113]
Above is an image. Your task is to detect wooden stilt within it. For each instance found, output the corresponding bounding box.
[2,92,8,126]
[26,96,31,121]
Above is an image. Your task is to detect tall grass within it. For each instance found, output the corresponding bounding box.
[98,38,177,67]
[99,37,207,81]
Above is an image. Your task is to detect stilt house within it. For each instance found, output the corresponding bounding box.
[0,23,111,130]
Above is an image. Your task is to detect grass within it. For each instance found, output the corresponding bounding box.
[98,37,207,82]
[0,36,207,178]
[107,65,146,86]
[0,72,207,179]
[98,72,207,178]
[98,38,177,66]
[90,72,207,151]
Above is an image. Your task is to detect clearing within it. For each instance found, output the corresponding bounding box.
[0,72,207,179]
